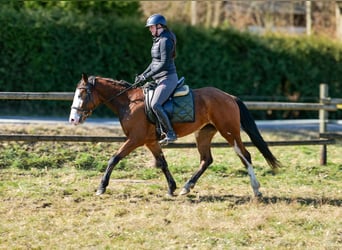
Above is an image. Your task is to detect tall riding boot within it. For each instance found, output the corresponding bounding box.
[154,105,177,145]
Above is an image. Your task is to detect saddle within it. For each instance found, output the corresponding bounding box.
[143,77,195,124]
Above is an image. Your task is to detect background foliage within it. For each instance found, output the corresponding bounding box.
[0,4,341,119]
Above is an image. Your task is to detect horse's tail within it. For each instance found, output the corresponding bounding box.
[236,97,281,169]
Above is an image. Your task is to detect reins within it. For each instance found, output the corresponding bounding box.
[116,80,140,97]
[89,78,140,108]
[73,77,142,117]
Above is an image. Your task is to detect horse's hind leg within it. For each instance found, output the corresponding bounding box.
[233,139,262,197]
[217,124,262,197]
[180,124,217,195]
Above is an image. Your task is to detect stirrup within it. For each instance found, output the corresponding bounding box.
[159,132,177,146]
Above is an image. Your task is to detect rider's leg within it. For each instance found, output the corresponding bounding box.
[153,104,177,144]
[151,74,178,144]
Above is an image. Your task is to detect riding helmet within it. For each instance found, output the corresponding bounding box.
[145,14,167,27]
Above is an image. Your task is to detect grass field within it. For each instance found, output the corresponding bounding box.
[0,123,341,249]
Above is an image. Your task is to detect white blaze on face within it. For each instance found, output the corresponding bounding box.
[69,88,83,125]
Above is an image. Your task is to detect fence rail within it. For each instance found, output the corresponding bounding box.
[0,92,339,111]
[0,92,73,101]
[0,134,335,147]
[0,84,340,165]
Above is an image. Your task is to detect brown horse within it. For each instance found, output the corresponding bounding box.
[69,74,280,197]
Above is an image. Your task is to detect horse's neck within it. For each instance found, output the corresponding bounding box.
[96,79,143,115]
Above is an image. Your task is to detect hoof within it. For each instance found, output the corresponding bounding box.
[96,187,106,196]
[255,191,263,198]
[168,188,177,197]
[166,192,176,198]
[179,187,190,196]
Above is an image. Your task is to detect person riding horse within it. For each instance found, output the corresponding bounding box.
[135,14,178,145]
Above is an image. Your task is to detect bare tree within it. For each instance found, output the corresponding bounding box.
[213,1,222,28]
[306,1,312,35]
[336,2,342,40]
[139,1,337,38]
[191,1,197,26]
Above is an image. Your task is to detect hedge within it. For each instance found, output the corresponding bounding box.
[1,8,341,119]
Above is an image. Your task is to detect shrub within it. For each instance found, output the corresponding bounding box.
[1,7,341,119]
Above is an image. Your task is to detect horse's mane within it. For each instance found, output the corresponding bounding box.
[116,80,133,88]
[96,76,132,88]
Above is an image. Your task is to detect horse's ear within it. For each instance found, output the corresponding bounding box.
[82,73,88,84]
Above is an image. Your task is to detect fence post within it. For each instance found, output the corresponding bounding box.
[319,84,328,165]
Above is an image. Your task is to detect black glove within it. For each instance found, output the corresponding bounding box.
[134,74,146,85]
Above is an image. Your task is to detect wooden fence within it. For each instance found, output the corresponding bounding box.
[0,84,341,165]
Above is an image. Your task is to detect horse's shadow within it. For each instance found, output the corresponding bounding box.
[185,194,342,207]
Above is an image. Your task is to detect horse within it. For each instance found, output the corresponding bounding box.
[69,74,280,197]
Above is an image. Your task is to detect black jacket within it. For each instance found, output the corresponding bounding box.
[143,30,177,80]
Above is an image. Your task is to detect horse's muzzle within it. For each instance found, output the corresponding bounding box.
[69,108,82,125]
[69,117,79,125]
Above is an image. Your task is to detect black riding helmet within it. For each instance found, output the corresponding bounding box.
[145,14,167,27]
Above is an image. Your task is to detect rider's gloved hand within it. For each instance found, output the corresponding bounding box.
[135,74,146,85]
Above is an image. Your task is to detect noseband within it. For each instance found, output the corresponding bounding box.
[71,77,96,118]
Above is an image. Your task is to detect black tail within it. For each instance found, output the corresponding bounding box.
[236,98,280,169]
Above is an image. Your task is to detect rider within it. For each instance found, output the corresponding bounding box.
[135,14,178,145]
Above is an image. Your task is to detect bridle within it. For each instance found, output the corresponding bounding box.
[71,77,134,119]
[71,77,96,119]
[71,76,137,119]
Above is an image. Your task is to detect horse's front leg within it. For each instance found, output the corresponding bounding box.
[146,143,177,196]
[96,154,122,195]
[96,140,139,195]
[157,154,177,196]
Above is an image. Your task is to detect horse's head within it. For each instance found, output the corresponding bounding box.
[69,73,98,125]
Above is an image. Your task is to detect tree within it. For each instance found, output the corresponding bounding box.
[0,1,141,17]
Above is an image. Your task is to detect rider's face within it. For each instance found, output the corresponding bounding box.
[149,25,157,35]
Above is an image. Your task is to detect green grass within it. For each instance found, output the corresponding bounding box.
[0,124,341,249]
